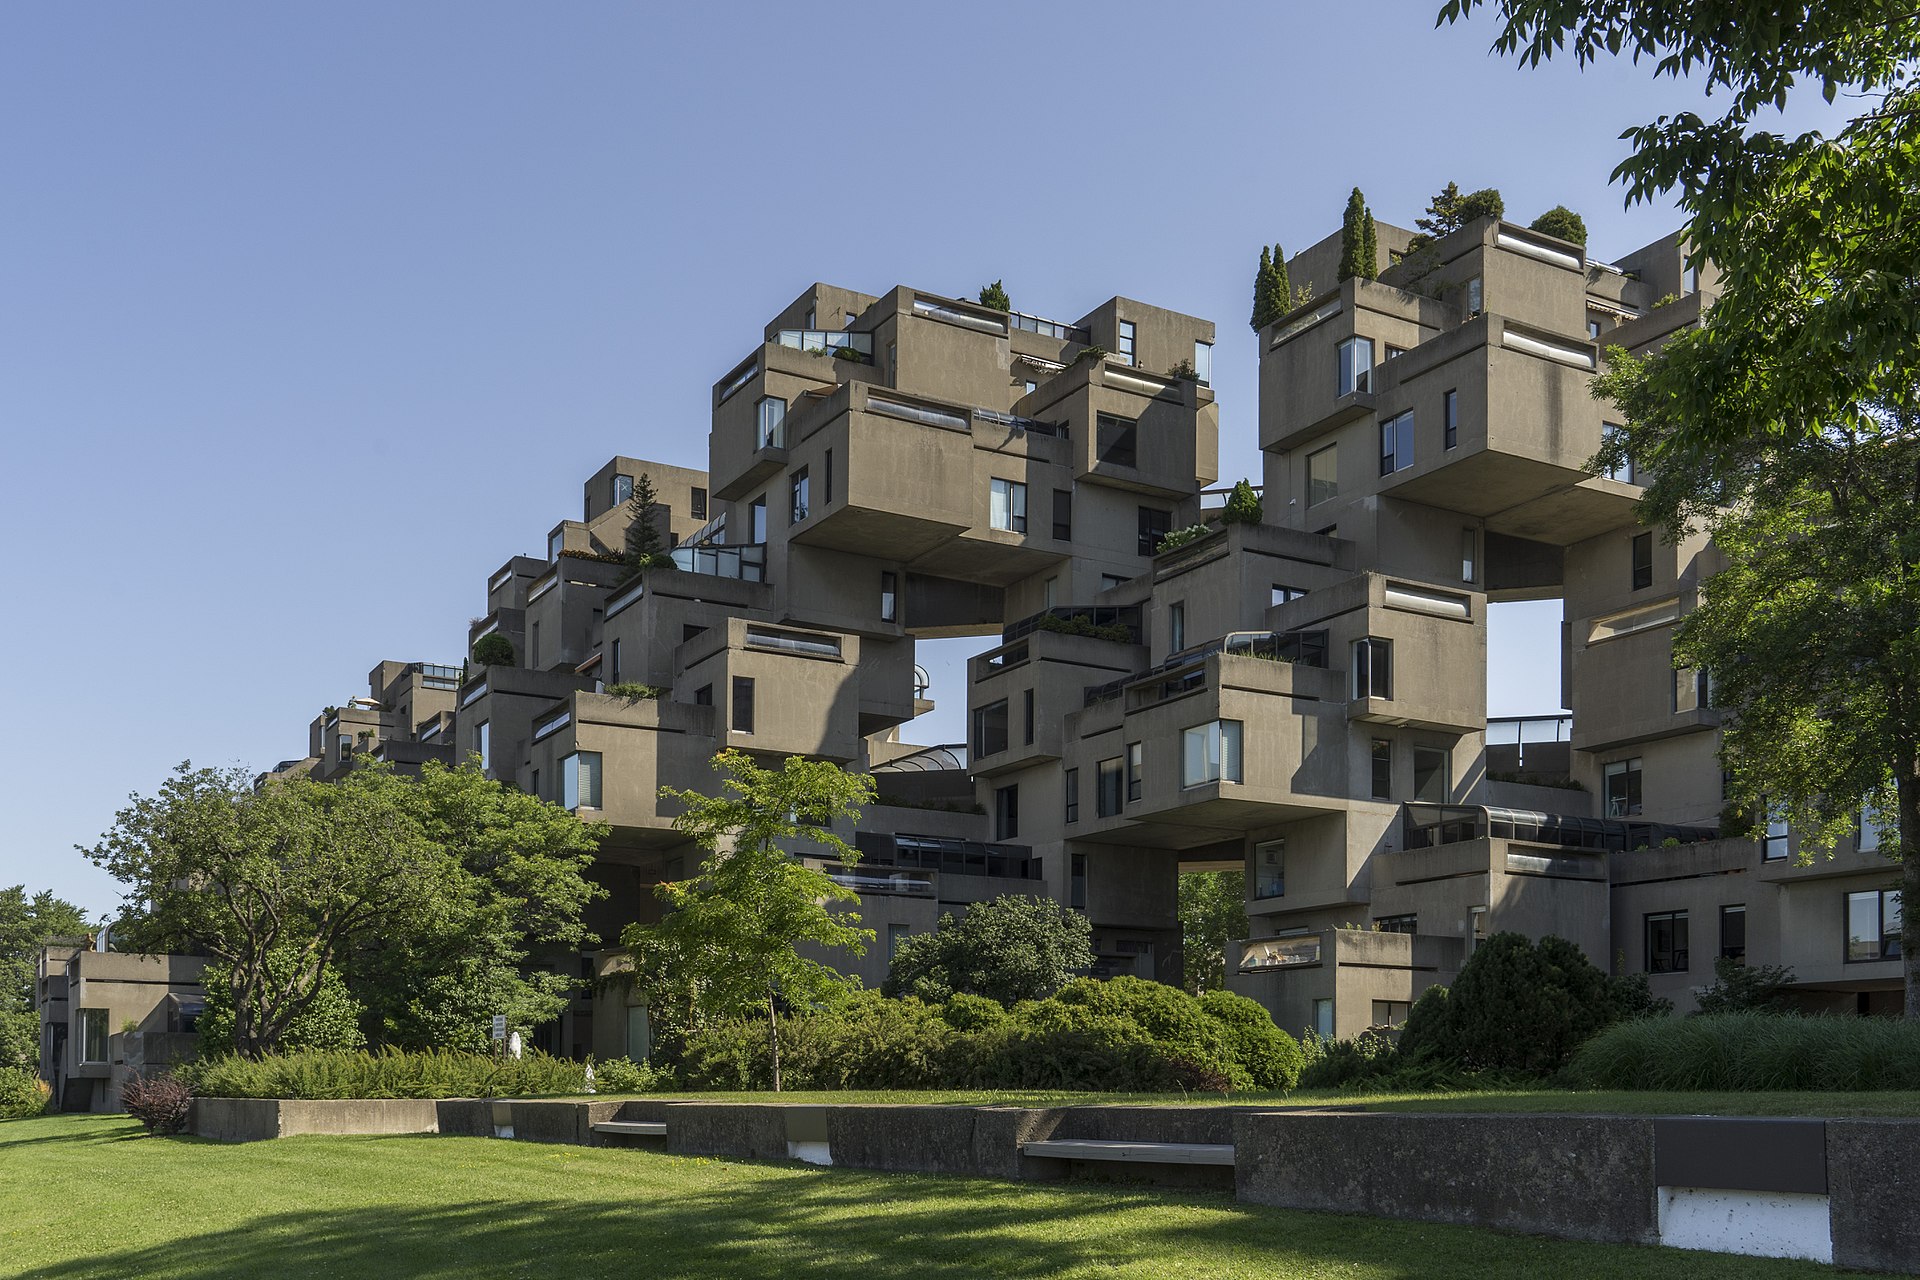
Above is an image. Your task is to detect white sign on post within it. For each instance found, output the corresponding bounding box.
[491,1015,507,1041]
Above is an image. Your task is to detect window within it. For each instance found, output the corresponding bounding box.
[684,623,707,643]
[529,621,541,668]
[1588,318,1604,339]
[79,1008,107,1065]
[337,733,352,763]
[1024,379,1037,395]
[1272,584,1307,606]
[823,449,834,505]
[1044,577,1057,608]
[1384,344,1406,361]
[530,768,540,800]
[1352,638,1392,700]
[694,683,713,707]
[1023,689,1035,745]
[1097,757,1124,817]
[1379,410,1414,475]
[475,720,490,771]
[756,396,786,450]
[1097,413,1137,467]
[1764,811,1790,861]
[1374,915,1417,936]
[1413,747,1449,803]
[1182,721,1243,787]
[1604,758,1643,817]
[1336,336,1374,395]
[1720,905,1747,962]
[1307,443,1338,506]
[1313,999,1335,1038]
[1169,602,1186,653]
[1603,423,1638,484]
[613,474,634,507]
[1064,769,1080,824]
[562,751,602,811]
[548,529,563,561]
[1193,340,1213,385]
[610,638,622,684]
[1070,852,1088,908]
[1461,528,1476,583]
[994,784,1020,840]
[990,478,1027,533]
[1101,573,1128,591]
[1646,910,1689,973]
[1631,531,1654,590]
[1117,319,1136,365]
[1254,839,1285,898]
[1847,889,1903,962]
[731,677,755,733]
[1444,389,1458,449]
[1138,507,1172,556]
[1372,1000,1412,1027]
[749,496,767,544]
[1052,489,1072,541]
[880,571,897,623]
[1859,805,1882,854]
[886,340,897,381]
[1126,742,1144,801]
[789,467,809,523]
[972,699,1009,758]
[691,486,708,520]
[1370,738,1393,799]
[888,924,908,958]
[1464,276,1483,315]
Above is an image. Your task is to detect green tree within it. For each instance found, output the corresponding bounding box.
[623,750,875,1090]
[1249,245,1293,331]
[883,894,1093,1006]
[1221,478,1263,526]
[1529,204,1588,245]
[198,947,366,1055]
[471,632,515,667]
[621,472,666,582]
[0,887,88,1069]
[1338,188,1376,281]
[978,280,1010,312]
[1409,182,1505,250]
[1442,0,1920,1016]
[1177,870,1248,993]
[1694,955,1798,1016]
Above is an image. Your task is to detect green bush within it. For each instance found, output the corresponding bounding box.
[472,633,515,667]
[1396,933,1643,1076]
[1297,1026,1399,1089]
[978,280,1010,312]
[1220,479,1263,525]
[591,1056,673,1094]
[1035,614,1133,643]
[178,1048,589,1099]
[1154,524,1216,554]
[883,895,1094,1006]
[198,953,367,1057]
[1196,989,1302,1089]
[939,992,1007,1032]
[1568,1012,1920,1091]
[1693,956,1798,1015]
[0,1066,51,1119]
[604,682,666,701]
[1529,205,1588,246]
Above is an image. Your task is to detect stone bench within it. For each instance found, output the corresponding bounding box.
[1020,1139,1235,1166]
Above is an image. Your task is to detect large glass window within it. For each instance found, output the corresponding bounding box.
[613,474,634,507]
[1645,910,1689,973]
[1138,507,1172,556]
[1847,889,1902,962]
[1352,637,1391,700]
[475,720,490,771]
[1337,336,1374,396]
[749,496,767,544]
[1379,411,1414,475]
[1052,489,1072,541]
[1097,414,1137,467]
[972,699,1008,758]
[691,486,708,519]
[1193,340,1213,386]
[1182,721,1243,787]
[1413,747,1449,803]
[1631,531,1654,590]
[731,677,755,733]
[990,478,1027,533]
[1096,757,1124,817]
[1370,738,1392,800]
[1126,741,1144,801]
[994,784,1019,840]
[1117,320,1136,365]
[79,1008,108,1064]
[1313,999,1335,1038]
[756,396,787,449]
[1604,758,1643,817]
[1764,810,1790,861]
[1720,904,1747,962]
[1254,839,1285,898]
[562,751,602,811]
[1307,443,1338,506]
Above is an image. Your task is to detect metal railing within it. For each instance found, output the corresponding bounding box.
[1008,310,1091,343]
[775,329,874,361]
[1083,629,1330,706]
[973,407,1069,439]
[668,543,766,582]
[1002,605,1143,645]
[1401,802,1721,854]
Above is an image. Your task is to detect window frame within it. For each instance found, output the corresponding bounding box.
[1631,530,1654,590]
[989,478,1028,533]
[1444,388,1458,449]
[730,677,755,734]
[1645,909,1690,974]
[1720,904,1747,963]
[1352,637,1392,701]
[1336,336,1374,396]
[1126,741,1144,802]
[1379,410,1414,476]
[1604,757,1644,818]
[1181,720,1244,788]
[1369,737,1393,800]
[1096,757,1124,817]
[1253,839,1285,898]
[1846,888,1902,963]
[1306,443,1338,507]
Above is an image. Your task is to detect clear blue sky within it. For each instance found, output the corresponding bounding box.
[0,3,1852,916]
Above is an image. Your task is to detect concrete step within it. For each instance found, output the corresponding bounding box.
[1020,1139,1235,1166]
[592,1120,668,1138]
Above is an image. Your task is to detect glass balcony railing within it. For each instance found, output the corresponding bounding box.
[1401,802,1721,854]
[1008,311,1091,343]
[775,330,874,362]
[973,407,1069,440]
[1002,605,1143,645]
[1238,936,1322,972]
[669,543,767,582]
[1083,629,1330,706]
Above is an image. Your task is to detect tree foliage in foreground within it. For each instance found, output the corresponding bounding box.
[623,751,875,1090]
[1176,870,1248,994]
[882,894,1093,1007]
[86,760,604,1056]
[1443,0,1920,1014]
[1,887,88,1069]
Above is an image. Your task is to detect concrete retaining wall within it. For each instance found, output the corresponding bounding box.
[181,1097,1920,1273]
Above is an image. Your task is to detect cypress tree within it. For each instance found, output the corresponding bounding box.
[1250,245,1273,330]
[1273,243,1293,309]
[1361,211,1378,280]
[622,472,664,581]
[1338,188,1378,282]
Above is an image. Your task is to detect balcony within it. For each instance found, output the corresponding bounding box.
[773,329,874,363]
[1002,604,1142,646]
[667,543,766,582]
[1083,630,1329,707]
[1401,802,1720,854]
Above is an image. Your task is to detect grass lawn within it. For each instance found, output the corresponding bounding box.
[0,1112,1879,1280]
[570,1086,1920,1117]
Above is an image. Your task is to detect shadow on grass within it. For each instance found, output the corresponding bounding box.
[13,1146,1869,1280]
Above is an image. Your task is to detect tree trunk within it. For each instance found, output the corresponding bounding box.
[1899,766,1919,1019]
[767,991,782,1093]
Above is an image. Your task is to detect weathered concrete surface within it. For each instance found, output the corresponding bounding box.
[504,1100,621,1145]
[662,1103,791,1160]
[277,1099,441,1138]
[434,1099,494,1137]
[190,1098,284,1142]
[1234,1111,1659,1246]
[1049,1106,1250,1146]
[1828,1119,1920,1275]
[821,1105,1068,1179]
